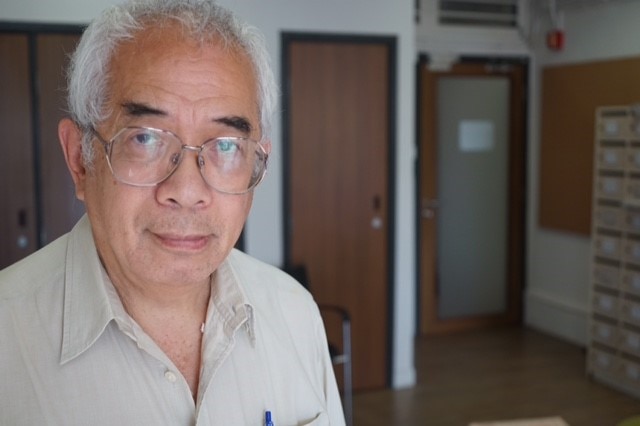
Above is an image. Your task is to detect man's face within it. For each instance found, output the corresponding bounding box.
[74,25,265,290]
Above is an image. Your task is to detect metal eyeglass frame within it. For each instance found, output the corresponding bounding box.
[90,126,268,195]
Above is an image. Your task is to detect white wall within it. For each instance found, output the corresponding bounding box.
[0,0,417,388]
[526,1,640,345]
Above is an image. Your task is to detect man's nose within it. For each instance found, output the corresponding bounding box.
[155,147,212,208]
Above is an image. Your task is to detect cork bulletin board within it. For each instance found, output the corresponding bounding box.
[540,56,640,235]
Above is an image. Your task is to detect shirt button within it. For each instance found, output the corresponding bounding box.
[164,370,177,383]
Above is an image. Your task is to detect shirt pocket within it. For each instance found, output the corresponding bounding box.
[297,411,329,426]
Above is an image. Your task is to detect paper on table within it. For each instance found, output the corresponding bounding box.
[469,416,569,426]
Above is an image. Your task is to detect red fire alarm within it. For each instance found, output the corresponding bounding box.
[547,29,565,51]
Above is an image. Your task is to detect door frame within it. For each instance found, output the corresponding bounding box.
[281,32,397,386]
[416,54,528,335]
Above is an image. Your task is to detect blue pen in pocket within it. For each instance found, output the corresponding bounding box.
[265,410,274,426]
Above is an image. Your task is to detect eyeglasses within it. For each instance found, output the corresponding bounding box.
[91,126,268,194]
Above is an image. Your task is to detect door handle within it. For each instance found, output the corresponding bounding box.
[371,195,383,229]
[17,208,29,249]
[421,198,439,219]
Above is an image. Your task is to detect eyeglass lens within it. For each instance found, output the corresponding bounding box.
[107,127,266,194]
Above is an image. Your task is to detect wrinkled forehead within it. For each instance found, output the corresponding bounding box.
[99,22,261,138]
[104,22,259,114]
[110,18,250,69]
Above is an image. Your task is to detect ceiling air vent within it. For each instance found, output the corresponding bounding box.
[438,0,519,28]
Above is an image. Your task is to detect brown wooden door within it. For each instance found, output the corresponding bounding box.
[36,33,84,245]
[284,35,394,390]
[418,61,526,335]
[0,34,37,269]
[0,29,83,270]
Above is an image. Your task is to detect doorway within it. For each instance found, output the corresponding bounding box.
[418,58,527,335]
[282,33,396,390]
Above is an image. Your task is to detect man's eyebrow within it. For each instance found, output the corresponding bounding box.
[119,104,253,134]
[214,116,253,135]
[121,102,167,117]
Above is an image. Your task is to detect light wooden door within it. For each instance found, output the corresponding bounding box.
[284,35,394,390]
[419,61,526,335]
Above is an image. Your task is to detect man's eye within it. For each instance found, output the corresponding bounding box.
[130,131,160,146]
[217,139,239,153]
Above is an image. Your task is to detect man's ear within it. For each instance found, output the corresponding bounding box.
[58,118,87,201]
[261,139,272,156]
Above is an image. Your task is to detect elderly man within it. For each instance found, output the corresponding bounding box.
[0,1,344,425]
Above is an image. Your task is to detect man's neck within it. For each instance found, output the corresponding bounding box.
[112,276,212,401]
[115,278,211,315]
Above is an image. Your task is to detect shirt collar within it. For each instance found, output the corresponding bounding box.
[205,251,256,347]
[60,215,115,365]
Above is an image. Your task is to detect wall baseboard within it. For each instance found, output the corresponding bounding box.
[525,289,589,347]
[392,367,417,389]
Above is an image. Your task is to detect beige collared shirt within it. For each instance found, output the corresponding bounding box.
[0,216,344,425]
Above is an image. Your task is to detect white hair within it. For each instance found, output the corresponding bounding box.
[67,0,278,164]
